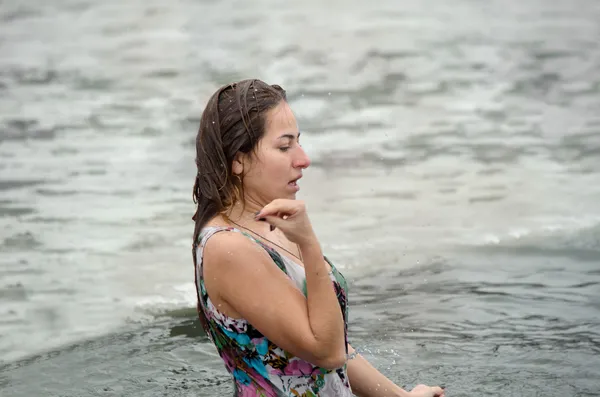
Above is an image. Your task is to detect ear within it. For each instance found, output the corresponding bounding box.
[231,152,245,176]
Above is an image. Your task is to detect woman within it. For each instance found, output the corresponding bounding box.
[191,79,445,397]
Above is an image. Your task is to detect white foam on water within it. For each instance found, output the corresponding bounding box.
[131,283,197,316]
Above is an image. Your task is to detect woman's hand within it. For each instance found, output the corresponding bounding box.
[255,199,317,246]
[409,384,445,397]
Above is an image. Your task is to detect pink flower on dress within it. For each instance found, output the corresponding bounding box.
[283,359,317,376]
[237,383,257,397]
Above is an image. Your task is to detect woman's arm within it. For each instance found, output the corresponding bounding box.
[346,344,444,397]
[346,344,409,397]
[203,231,346,369]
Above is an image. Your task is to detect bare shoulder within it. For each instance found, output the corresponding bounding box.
[201,228,297,314]
[202,229,273,272]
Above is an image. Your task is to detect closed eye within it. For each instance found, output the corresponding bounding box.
[278,132,301,152]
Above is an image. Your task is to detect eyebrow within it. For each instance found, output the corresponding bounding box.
[278,132,301,140]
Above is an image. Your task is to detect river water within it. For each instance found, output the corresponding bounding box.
[1,0,599,395]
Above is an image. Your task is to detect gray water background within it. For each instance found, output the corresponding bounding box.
[1,0,600,395]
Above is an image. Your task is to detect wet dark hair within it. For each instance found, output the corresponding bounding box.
[191,79,287,251]
[191,79,286,334]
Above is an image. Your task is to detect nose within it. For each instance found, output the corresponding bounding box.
[293,146,311,169]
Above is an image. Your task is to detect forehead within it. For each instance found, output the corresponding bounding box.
[264,101,298,138]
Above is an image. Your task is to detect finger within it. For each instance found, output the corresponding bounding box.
[275,211,289,220]
[257,199,301,218]
[430,386,444,396]
[260,215,286,231]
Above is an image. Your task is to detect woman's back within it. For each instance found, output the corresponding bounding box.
[194,226,353,396]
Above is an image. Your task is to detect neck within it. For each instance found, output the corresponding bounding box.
[223,200,303,262]
[223,200,269,233]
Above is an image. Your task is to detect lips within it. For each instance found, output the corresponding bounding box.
[288,175,302,191]
[288,175,302,185]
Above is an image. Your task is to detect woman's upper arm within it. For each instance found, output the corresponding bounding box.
[203,231,340,368]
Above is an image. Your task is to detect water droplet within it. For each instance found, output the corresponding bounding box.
[328,92,331,96]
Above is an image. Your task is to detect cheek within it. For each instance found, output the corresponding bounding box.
[248,150,289,185]
[258,152,284,176]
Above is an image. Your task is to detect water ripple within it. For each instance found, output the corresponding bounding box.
[1,0,600,395]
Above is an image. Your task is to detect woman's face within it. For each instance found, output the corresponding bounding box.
[233,101,311,206]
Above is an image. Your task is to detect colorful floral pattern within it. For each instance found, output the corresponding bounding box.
[194,226,353,396]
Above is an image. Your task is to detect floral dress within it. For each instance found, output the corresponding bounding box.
[194,226,353,397]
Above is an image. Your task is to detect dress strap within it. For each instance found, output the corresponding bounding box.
[195,226,236,277]
[196,226,288,277]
